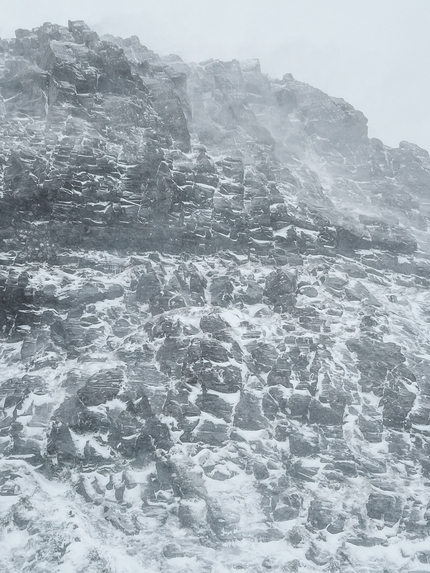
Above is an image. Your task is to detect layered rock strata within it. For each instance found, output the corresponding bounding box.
[0,20,430,573]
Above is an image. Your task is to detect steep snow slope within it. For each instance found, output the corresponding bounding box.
[1,20,430,573]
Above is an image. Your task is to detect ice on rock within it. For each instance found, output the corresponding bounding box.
[1,18,430,573]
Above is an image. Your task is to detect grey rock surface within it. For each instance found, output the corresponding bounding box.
[0,19,430,573]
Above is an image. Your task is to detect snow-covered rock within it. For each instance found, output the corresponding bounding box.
[0,19,430,573]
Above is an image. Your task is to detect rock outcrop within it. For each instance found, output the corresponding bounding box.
[0,20,430,573]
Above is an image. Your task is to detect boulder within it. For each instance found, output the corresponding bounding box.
[77,368,124,406]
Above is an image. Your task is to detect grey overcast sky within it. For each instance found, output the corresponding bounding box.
[1,0,430,151]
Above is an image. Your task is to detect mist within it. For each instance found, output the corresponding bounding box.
[1,0,429,151]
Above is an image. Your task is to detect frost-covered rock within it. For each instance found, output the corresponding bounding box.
[0,19,430,573]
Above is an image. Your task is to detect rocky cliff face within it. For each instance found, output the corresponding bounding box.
[1,20,430,573]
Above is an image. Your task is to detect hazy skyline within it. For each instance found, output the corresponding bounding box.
[1,0,429,152]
